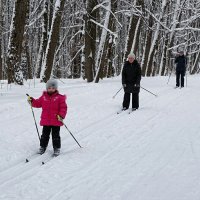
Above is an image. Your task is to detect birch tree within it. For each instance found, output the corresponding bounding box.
[94,0,111,83]
[40,0,66,82]
[35,0,48,78]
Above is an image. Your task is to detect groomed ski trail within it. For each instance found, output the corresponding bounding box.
[1,77,200,200]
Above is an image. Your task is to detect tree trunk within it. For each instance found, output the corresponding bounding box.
[131,18,142,56]
[141,15,153,76]
[36,0,48,78]
[20,2,31,80]
[94,0,111,83]
[123,0,144,65]
[191,50,200,74]
[146,0,169,76]
[160,35,169,76]
[41,0,65,82]
[84,0,97,82]
[105,0,117,78]
[122,14,139,65]
[0,0,2,80]
[164,0,182,76]
[6,0,29,85]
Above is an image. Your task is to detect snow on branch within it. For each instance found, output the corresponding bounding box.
[27,9,46,27]
[29,0,45,19]
[175,27,200,32]
[92,3,122,28]
[90,19,118,38]
[65,46,84,69]
[145,8,171,32]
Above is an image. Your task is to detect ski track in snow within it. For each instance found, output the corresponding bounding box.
[1,76,200,200]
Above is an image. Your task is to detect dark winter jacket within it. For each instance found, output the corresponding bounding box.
[175,55,187,72]
[122,60,141,93]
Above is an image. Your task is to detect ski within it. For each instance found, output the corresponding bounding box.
[117,109,127,114]
[25,153,41,163]
[117,109,137,115]
[128,109,137,114]
[41,154,58,165]
[117,110,123,114]
[174,86,183,89]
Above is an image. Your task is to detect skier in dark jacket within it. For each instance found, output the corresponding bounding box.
[175,51,187,88]
[122,53,141,111]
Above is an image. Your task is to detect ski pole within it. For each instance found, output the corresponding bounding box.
[167,71,172,84]
[26,94,41,141]
[167,66,174,85]
[140,87,158,97]
[185,58,188,87]
[58,116,82,148]
[112,87,123,99]
[185,72,188,87]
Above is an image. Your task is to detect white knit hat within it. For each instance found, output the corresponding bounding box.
[128,53,136,59]
[46,79,58,90]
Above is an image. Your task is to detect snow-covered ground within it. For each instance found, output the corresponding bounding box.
[1,76,200,200]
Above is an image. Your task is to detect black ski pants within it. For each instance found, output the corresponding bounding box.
[123,92,139,109]
[176,71,185,87]
[40,126,61,149]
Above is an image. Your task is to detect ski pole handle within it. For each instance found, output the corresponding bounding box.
[26,94,31,99]
[57,115,63,122]
[26,94,32,102]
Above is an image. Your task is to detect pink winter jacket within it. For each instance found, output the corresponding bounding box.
[32,91,67,126]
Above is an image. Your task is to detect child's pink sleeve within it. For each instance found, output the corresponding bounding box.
[32,96,42,108]
[59,95,67,119]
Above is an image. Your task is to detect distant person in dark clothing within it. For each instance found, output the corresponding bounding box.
[175,51,187,88]
[122,53,141,111]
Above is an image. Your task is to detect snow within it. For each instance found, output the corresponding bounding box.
[1,76,200,199]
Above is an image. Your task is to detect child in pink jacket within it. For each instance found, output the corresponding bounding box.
[29,79,67,156]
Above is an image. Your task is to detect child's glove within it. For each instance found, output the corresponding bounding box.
[57,115,63,122]
[27,96,33,105]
